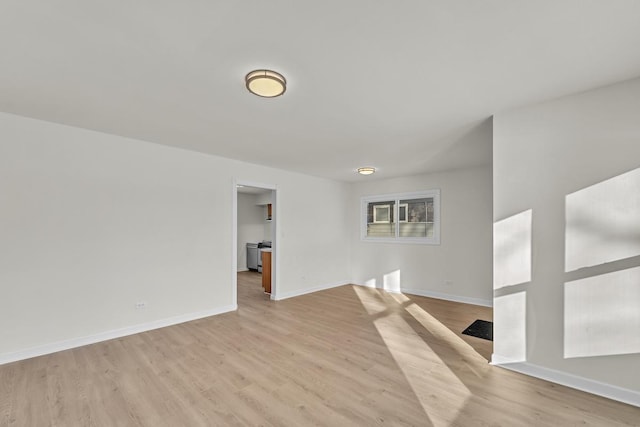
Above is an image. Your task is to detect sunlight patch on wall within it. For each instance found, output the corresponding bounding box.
[383,270,401,293]
[566,167,640,272]
[564,266,640,358]
[493,292,527,363]
[494,210,532,290]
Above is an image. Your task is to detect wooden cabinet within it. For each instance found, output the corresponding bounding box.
[261,250,271,294]
[267,203,272,220]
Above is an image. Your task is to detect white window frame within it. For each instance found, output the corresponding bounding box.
[373,204,391,223]
[361,190,440,245]
[398,203,408,223]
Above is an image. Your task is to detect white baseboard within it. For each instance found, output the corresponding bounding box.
[352,282,493,307]
[0,304,237,366]
[491,356,640,408]
[401,287,493,307]
[237,268,249,272]
[490,354,524,365]
[273,280,349,301]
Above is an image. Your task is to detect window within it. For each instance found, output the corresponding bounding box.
[398,203,408,222]
[361,190,440,244]
[367,201,395,237]
[373,204,391,223]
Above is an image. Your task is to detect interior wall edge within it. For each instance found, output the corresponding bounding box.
[491,359,640,408]
[0,304,237,366]
[352,282,493,307]
[272,280,351,301]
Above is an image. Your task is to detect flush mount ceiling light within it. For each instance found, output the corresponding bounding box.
[245,69,286,98]
[357,167,376,175]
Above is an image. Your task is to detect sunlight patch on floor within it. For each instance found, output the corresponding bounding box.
[353,285,394,316]
[389,292,411,304]
[354,286,471,426]
[404,303,490,377]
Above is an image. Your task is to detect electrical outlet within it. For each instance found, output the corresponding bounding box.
[135,301,147,309]
[444,280,453,286]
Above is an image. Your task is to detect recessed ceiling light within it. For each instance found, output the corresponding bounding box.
[245,69,286,98]
[357,167,376,175]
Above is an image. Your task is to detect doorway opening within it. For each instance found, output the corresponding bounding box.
[232,180,277,307]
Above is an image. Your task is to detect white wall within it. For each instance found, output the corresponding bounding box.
[236,193,265,271]
[493,76,640,394]
[251,192,273,241]
[349,122,493,305]
[0,112,351,361]
[263,205,273,241]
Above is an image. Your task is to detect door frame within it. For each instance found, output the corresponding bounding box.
[232,179,278,307]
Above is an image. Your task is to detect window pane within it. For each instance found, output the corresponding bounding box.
[374,205,390,222]
[367,201,395,237]
[399,198,433,238]
[398,203,408,222]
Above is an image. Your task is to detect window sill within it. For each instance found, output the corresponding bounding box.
[361,237,440,245]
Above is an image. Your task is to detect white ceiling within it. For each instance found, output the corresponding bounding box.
[2,1,640,182]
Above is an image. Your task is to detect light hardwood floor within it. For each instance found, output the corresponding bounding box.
[1,272,638,426]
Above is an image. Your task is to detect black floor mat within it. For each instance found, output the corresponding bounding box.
[462,319,493,341]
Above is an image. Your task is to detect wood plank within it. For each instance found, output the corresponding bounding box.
[0,271,638,426]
